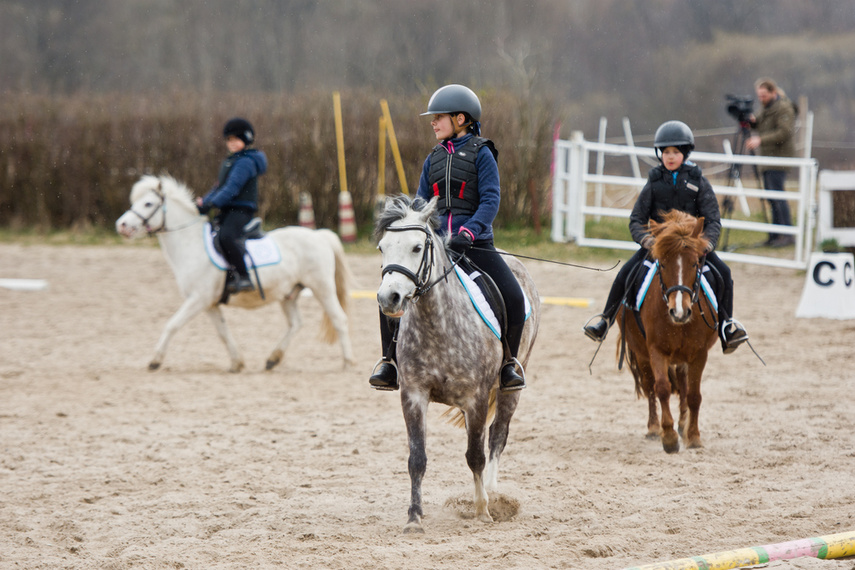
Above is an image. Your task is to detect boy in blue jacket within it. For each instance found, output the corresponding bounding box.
[197,117,267,293]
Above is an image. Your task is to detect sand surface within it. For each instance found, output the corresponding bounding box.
[1,242,853,569]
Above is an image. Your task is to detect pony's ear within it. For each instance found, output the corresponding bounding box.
[420,196,439,221]
[692,217,705,238]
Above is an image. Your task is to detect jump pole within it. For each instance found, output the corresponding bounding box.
[333,91,356,242]
[380,99,408,195]
[375,115,387,218]
[623,529,855,570]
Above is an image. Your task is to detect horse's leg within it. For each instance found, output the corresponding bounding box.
[464,404,492,523]
[265,295,302,370]
[685,354,708,449]
[312,286,355,368]
[485,389,521,493]
[150,295,211,370]
[204,306,244,373]
[650,351,679,453]
[402,390,428,534]
[673,364,690,439]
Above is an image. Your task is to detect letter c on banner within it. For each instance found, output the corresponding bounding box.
[845,261,853,287]
[813,260,835,287]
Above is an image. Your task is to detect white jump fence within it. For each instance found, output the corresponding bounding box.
[551,131,819,270]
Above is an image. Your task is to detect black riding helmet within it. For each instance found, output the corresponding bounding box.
[421,85,482,134]
[653,120,694,161]
[223,117,255,146]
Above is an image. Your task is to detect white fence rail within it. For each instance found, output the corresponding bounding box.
[551,131,819,269]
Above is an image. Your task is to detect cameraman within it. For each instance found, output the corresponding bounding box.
[745,77,797,247]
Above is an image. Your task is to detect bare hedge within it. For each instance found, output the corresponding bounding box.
[0,90,557,235]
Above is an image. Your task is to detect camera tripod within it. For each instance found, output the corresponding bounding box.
[720,121,767,251]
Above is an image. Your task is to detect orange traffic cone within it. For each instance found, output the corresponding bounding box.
[298,192,316,229]
[338,191,357,243]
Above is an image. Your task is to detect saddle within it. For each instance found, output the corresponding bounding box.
[207,217,273,303]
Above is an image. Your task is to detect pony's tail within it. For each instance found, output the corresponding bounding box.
[319,229,352,344]
[441,388,498,429]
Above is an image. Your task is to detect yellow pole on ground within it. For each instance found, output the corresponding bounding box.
[380,99,408,195]
[333,91,348,194]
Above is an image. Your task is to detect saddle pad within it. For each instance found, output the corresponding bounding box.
[453,265,532,339]
[635,260,718,313]
[204,223,282,271]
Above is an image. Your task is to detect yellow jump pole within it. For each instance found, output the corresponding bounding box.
[333,91,356,242]
[380,99,408,195]
[624,529,855,570]
[375,115,388,219]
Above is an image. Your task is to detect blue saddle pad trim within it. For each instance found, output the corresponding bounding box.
[453,265,532,339]
[636,260,718,313]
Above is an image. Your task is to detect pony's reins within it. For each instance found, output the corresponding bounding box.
[471,246,620,272]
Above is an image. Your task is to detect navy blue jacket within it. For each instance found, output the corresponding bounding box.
[416,133,500,241]
[201,148,267,212]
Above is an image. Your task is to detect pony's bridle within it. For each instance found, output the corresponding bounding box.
[127,184,168,235]
[125,183,202,235]
[381,224,460,300]
[657,257,703,307]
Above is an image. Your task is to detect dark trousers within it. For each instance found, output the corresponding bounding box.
[467,240,526,356]
[216,208,254,277]
[763,170,792,241]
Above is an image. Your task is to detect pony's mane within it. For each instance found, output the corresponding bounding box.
[650,210,708,260]
[373,194,440,240]
[131,175,199,215]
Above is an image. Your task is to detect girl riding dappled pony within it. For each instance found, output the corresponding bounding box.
[369,84,528,392]
[583,120,749,354]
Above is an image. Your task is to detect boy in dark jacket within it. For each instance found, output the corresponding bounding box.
[583,120,748,353]
[197,117,268,293]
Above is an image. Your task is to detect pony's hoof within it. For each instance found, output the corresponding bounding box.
[478,512,494,524]
[229,362,245,373]
[661,431,680,453]
[148,361,161,371]
[686,439,703,449]
[403,522,424,534]
[645,431,659,440]
[265,358,280,371]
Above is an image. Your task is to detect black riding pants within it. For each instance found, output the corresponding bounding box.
[468,239,526,356]
[216,208,254,277]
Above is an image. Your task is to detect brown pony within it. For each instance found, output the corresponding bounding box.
[617,210,719,453]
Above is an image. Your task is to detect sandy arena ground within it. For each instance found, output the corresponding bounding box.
[1,241,853,569]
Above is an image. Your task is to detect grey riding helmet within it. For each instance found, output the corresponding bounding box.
[653,120,694,159]
[420,85,482,121]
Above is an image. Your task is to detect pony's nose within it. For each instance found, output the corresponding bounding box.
[669,306,692,323]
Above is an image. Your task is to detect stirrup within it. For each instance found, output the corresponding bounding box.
[582,314,610,342]
[499,357,526,393]
[721,318,748,354]
[369,358,399,391]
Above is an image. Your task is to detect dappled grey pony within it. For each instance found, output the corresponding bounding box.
[116,175,354,372]
[375,194,540,533]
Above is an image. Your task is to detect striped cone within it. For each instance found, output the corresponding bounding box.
[298,192,316,229]
[338,190,357,243]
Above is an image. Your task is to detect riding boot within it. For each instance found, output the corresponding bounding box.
[369,312,399,391]
[499,322,526,392]
[227,272,255,294]
[717,279,748,354]
[583,300,619,342]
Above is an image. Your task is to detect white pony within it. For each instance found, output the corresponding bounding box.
[115,175,354,372]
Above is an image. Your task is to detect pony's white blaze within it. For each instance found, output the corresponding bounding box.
[673,256,686,319]
[116,175,354,371]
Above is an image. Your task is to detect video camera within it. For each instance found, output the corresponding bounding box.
[726,94,754,123]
